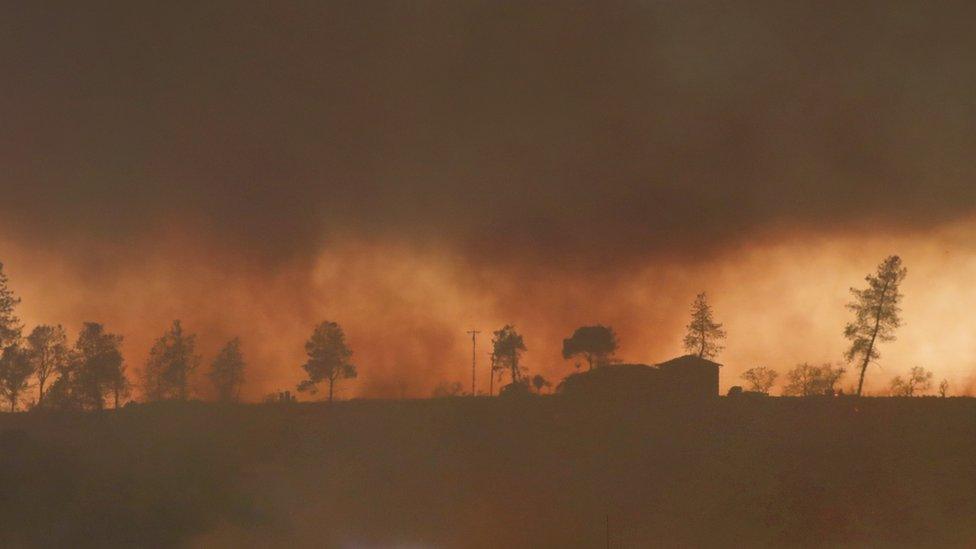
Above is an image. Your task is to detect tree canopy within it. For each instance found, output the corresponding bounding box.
[782,363,845,397]
[43,322,126,411]
[208,338,246,402]
[491,325,526,385]
[890,366,933,397]
[297,321,356,402]
[562,325,617,370]
[845,255,907,396]
[143,320,200,401]
[0,344,34,411]
[26,324,69,405]
[741,366,778,394]
[0,262,22,350]
[683,292,726,359]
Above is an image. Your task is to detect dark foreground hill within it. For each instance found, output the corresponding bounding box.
[1,396,975,548]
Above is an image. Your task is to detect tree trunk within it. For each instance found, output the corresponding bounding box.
[329,378,334,402]
[856,278,892,397]
[37,378,45,405]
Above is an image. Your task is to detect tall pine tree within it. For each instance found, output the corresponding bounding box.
[683,292,726,360]
[845,255,907,396]
[0,262,22,349]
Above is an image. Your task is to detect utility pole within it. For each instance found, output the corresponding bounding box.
[488,349,495,397]
[466,330,480,396]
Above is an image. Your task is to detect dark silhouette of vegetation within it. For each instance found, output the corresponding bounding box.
[208,338,245,402]
[683,292,725,359]
[0,262,22,349]
[531,374,551,394]
[845,255,907,396]
[939,379,949,398]
[890,366,933,397]
[491,325,526,386]
[741,366,778,394]
[26,324,69,405]
[0,345,33,411]
[782,363,845,396]
[265,390,297,403]
[498,378,532,398]
[561,325,617,370]
[44,323,126,410]
[143,320,200,401]
[297,321,356,402]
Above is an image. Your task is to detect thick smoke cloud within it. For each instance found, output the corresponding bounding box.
[2,1,975,263]
[1,2,975,398]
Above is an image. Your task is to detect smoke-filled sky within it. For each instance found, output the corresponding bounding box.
[2,2,975,399]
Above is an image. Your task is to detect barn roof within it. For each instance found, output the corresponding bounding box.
[656,354,722,369]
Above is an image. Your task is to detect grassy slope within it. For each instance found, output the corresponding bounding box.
[1,396,975,548]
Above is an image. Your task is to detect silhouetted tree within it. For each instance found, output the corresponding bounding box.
[939,379,949,398]
[0,262,22,350]
[42,323,125,411]
[683,292,726,359]
[26,324,69,405]
[0,345,33,411]
[208,338,246,402]
[297,321,356,402]
[143,320,200,401]
[845,255,907,397]
[491,325,526,385]
[740,366,778,394]
[562,325,617,370]
[783,363,845,396]
[531,374,551,394]
[890,366,933,397]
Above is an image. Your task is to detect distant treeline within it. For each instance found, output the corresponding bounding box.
[0,254,946,411]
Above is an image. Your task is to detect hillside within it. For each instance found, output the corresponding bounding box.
[1,396,974,547]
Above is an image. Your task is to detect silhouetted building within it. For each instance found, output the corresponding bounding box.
[557,355,721,399]
[656,355,721,399]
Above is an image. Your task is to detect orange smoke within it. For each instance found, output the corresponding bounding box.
[4,217,976,400]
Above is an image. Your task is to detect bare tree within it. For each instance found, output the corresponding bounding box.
[562,325,618,370]
[0,345,34,411]
[782,363,845,396]
[491,325,526,386]
[683,292,726,359]
[143,320,200,401]
[890,366,933,397]
[741,366,778,394]
[297,321,356,402]
[208,338,246,402]
[26,324,69,405]
[845,255,907,397]
[938,379,949,398]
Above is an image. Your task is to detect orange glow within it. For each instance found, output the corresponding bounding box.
[4,217,975,400]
